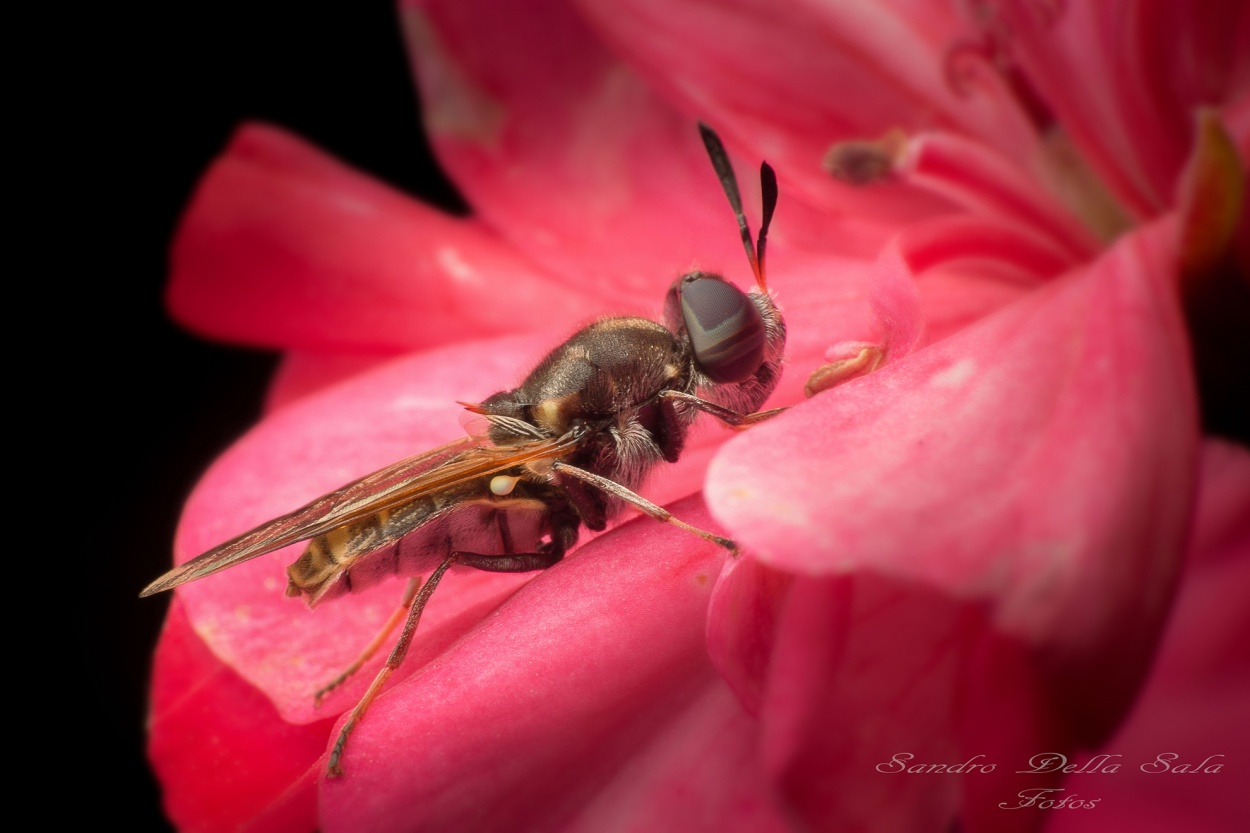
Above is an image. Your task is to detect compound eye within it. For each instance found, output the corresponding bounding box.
[680,276,766,383]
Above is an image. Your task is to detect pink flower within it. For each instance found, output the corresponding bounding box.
[147,1,1248,831]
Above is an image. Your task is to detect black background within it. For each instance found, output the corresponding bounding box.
[69,5,463,829]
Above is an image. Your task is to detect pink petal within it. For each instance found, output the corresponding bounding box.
[707,217,1199,744]
[752,573,1062,833]
[1045,439,1250,833]
[401,0,907,296]
[562,683,789,833]
[899,216,1069,347]
[263,350,399,413]
[401,0,783,297]
[871,239,924,360]
[149,599,326,833]
[911,266,1034,345]
[319,497,731,832]
[168,123,605,353]
[726,245,1026,408]
[897,130,1099,260]
[801,240,923,395]
[255,246,888,414]
[899,215,1074,285]
[707,553,1076,831]
[571,0,1044,223]
[1000,0,1250,218]
[705,554,792,717]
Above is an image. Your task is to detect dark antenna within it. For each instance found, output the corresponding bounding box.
[698,122,777,292]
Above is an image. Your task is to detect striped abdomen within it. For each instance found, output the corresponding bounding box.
[285,481,553,606]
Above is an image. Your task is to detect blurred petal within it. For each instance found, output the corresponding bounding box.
[319,498,730,832]
[870,239,924,360]
[707,554,1077,833]
[913,266,1035,344]
[756,574,1062,833]
[401,0,779,298]
[897,130,1099,260]
[762,576,961,831]
[708,217,1199,744]
[402,0,907,301]
[149,599,326,833]
[1000,0,1250,217]
[706,554,791,717]
[899,215,1073,284]
[168,123,604,353]
[264,351,398,412]
[802,240,923,395]
[1045,439,1250,833]
[572,0,1045,223]
[563,682,788,833]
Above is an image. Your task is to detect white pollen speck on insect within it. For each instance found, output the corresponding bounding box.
[490,475,521,496]
[930,358,977,389]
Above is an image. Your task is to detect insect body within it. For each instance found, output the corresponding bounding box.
[142,124,784,776]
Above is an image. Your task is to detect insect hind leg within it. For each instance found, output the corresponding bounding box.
[323,514,578,777]
[314,574,423,707]
[331,547,565,705]
[326,554,457,777]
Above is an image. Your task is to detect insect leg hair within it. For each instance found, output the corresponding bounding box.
[550,461,737,552]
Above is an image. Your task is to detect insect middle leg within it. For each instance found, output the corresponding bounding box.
[551,461,737,553]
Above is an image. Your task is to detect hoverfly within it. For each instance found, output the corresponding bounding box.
[142,123,785,777]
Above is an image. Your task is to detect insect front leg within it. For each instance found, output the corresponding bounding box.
[657,389,786,429]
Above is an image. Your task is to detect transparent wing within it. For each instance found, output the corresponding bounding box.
[140,431,583,596]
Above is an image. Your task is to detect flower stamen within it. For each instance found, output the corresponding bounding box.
[822,130,907,187]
